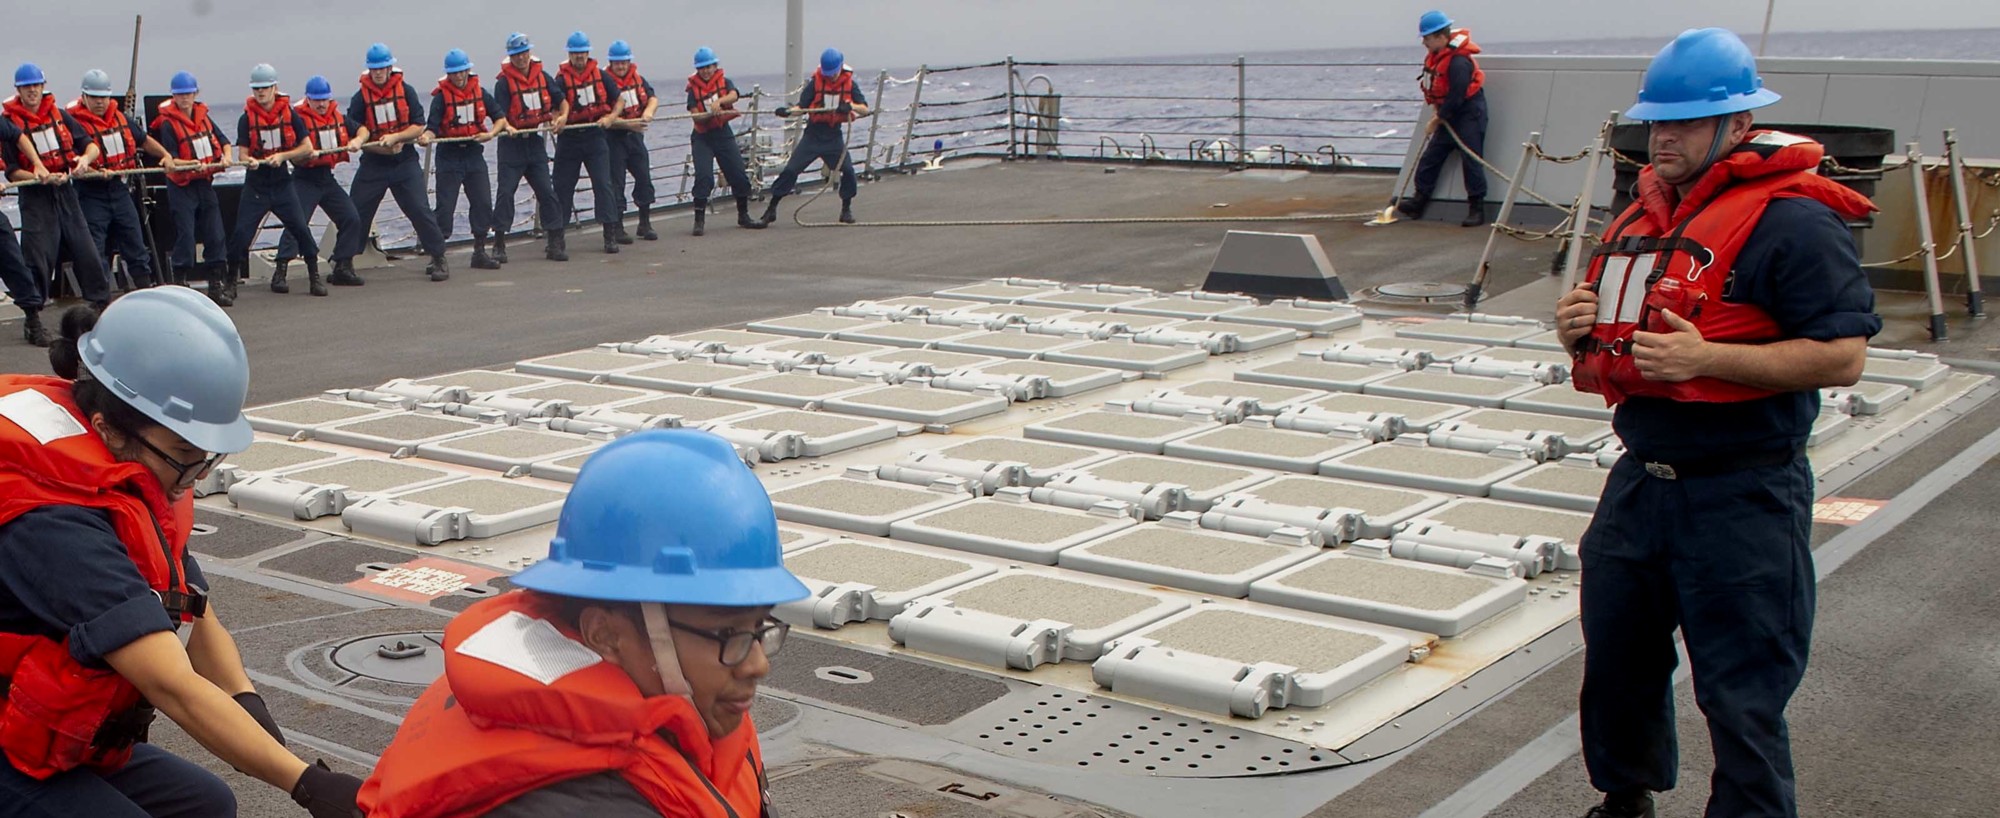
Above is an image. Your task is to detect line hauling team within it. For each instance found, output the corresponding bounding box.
[1,35,871,341]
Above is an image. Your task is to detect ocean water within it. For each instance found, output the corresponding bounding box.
[11,28,1994,249]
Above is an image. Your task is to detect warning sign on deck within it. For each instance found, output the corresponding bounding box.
[1812,497,1885,526]
[346,557,503,603]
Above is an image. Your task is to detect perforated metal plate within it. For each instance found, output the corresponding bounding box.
[669,328,798,350]
[1249,552,1526,636]
[608,360,763,393]
[1394,318,1545,346]
[275,458,456,495]
[1388,338,1489,363]
[314,412,492,453]
[725,409,900,455]
[894,570,1191,662]
[952,303,1083,322]
[608,394,764,424]
[822,385,1011,425]
[1490,462,1610,512]
[1020,290,1159,310]
[770,475,973,536]
[1237,358,1397,393]
[1364,371,1540,408]
[943,686,1338,777]
[938,330,1089,359]
[415,427,603,474]
[1096,607,1411,716]
[1319,441,1538,495]
[1304,393,1471,431]
[1421,498,1593,546]
[1218,303,1364,335]
[501,382,653,411]
[937,281,1067,303]
[860,348,1003,374]
[868,295,987,312]
[1163,380,1326,413]
[757,338,896,362]
[528,450,599,483]
[514,349,658,381]
[1450,408,1615,452]
[246,398,398,436]
[1044,340,1210,374]
[412,370,550,394]
[779,540,998,628]
[747,311,889,338]
[1468,347,1573,367]
[1504,383,1614,420]
[891,497,1139,564]
[1173,320,1299,351]
[1069,311,1183,330]
[343,477,567,544]
[1060,524,1321,597]
[1024,410,1217,453]
[198,441,343,497]
[970,359,1126,398]
[1164,425,1371,474]
[230,456,460,520]
[836,320,988,348]
[1077,455,1275,499]
[928,437,1116,472]
[1114,294,1258,319]
[1226,475,1450,540]
[713,372,877,407]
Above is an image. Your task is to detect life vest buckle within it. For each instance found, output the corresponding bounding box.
[89,703,156,750]
[159,587,208,620]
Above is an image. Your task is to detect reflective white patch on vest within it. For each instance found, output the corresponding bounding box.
[1750,131,1812,148]
[372,102,398,127]
[1617,254,1657,323]
[0,390,88,445]
[521,91,542,111]
[257,127,284,152]
[455,610,604,686]
[821,92,841,111]
[619,88,639,109]
[454,103,475,125]
[29,127,60,157]
[99,131,127,158]
[190,135,214,160]
[1595,257,1631,325]
[574,84,597,108]
[315,128,339,150]
[702,94,720,113]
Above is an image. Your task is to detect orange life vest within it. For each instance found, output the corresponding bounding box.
[294,99,351,169]
[357,70,414,135]
[149,101,223,185]
[609,65,651,121]
[1572,131,1877,407]
[806,70,855,127]
[1420,30,1484,106]
[242,93,300,160]
[65,99,139,172]
[434,75,489,140]
[4,94,77,174]
[0,376,202,780]
[498,60,553,129]
[359,591,771,818]
[686,69,738,134]
[558,59,612,124]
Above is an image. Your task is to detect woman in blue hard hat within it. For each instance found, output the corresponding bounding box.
[422,48,506,271]
[1554,28,1877,818]
[361,429,806,818]
[602,40,661,245]
[148,70,237,306]
[0,289,367,817]
[762,47,869,226]
[684,46,766,236]
[1400,10,1490,227]
[4,62,114,323]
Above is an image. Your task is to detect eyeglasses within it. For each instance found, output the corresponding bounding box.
[669,619,789,667]
[124,430,223,488]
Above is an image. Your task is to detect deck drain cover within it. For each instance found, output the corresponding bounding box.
[948,687,1340,777]
[330,632,446,686]
[1375,281,1469,300]
[815,666,876,685]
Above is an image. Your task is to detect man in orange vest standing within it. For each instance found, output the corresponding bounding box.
[4,63,113,319]
[149,71,235,306]
[763,47,868,227]
[491,33,564,264]
[230,64,327,297]
[424,49,504,270]
[601,40,658,245]
[1555,29,1879,818]
[549,31,625,259]
[685,46,764,236]
[347,43,450,282]
[68,69,169,297]
[360,429,804,817]
[1399,10,1489,227]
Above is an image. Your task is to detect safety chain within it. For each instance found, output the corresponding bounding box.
[1859,209,2000,268]
[1529,144,1593,164]
[1436,118,1593,214]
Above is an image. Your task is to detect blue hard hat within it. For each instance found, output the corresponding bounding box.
[608,40,632,62]
[444,49,473,74]
[693,46,718,68]
[1418,10,1453,36]
[304,75,333,100]
[1626,28,1782,122]
[512,430,809,607]
[566,31,591,53]
[366,42,396,70]
[505,32,533,56]
[14,63,45,87]
[819,48,844,76]
[79,286,253,455]
[170,71,200,95]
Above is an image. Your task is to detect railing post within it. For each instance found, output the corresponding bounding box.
[746,84,763,186]
[1235,55,1248,167]
[897,66,927,169]
[1466,131,1541,311]
[1004,55,1017,159]
[863,69,888,179]
[1909,142,1950,341]
[1945,128,1987,318]
[1558,135,1606,290]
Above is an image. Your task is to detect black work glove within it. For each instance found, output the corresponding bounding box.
[292,759,365,818]
[837,101,853,116]
[775,105,793,117]
[233,691,285,744]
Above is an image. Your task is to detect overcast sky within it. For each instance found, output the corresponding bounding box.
[19,0,2000,96]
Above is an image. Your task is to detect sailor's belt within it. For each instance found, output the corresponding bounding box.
[1635,445,1802,480]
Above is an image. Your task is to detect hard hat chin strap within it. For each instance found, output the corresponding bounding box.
[1691,115,1732,180]
[641,602,694,699]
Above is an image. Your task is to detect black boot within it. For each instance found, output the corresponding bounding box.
[427,253,450,282]
[20,307,50,347]
[839,201,856,224]
[602,230,620,254]
[1395,196,1428,220]
[131,269,156,289]
[1581,792,1654,818]
[327,258,365,286]
[692,208,706,237]
[1461,202,1488,228]
[270,259,290,294]
[613,215,634,245]
[205,266,232,308]
[306,262,328,297]
[760,196,782,225]
[637,206,657,240]
[736,197,765,230]
[169,266,189,287]
[224,261,241,304]
[491,235,509,264]
[547,229,568,262]
[471,240,501,270]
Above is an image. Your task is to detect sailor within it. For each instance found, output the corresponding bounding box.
[763,47,868,226]
[1556,28,1879,818]
[4,63,113,322]
[602,40,658,244]
[274,75,369,288]
[550,31,626,258]
[67,69,166,296]
[491,32,564,263]
[424,49,504,270]
[1399,10,1489,227]
[148,71,235,306]
[0,172,35,345]
[230,64,327,297]
[348,43,450,282]
[0,289,366,817]
[360,429,802,818]
[684,46,765,236]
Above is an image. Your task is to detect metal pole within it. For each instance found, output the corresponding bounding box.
[1466,132,1541,311]
[1945,128,1987,318]
[1909,142,1950,341]
[897,66,927,169]
[785,0,804,118]
[862,69,888,178]
[1558,136,1606,290]
[746,84,763,185]
[1235,56,1248,167]
[1004,56,1017,159]
[1757,0,1776,57]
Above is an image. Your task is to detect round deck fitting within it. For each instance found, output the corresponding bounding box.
[330,632,446,686]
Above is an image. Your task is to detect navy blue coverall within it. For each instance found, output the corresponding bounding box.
[685,75,754,207]
[5,113,111,304]
[151,111,230,280]
[490,69,560,240]
[228,110,319,265]
[1413,49,1488,204]
[345,81,445,260]
[426,85,502,243]
[548,68,619,230]
[604,70,656,223]
[768,82,866,203]
[70,115,156,289]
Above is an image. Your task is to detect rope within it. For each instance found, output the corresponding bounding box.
[1435,117,1605,223]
